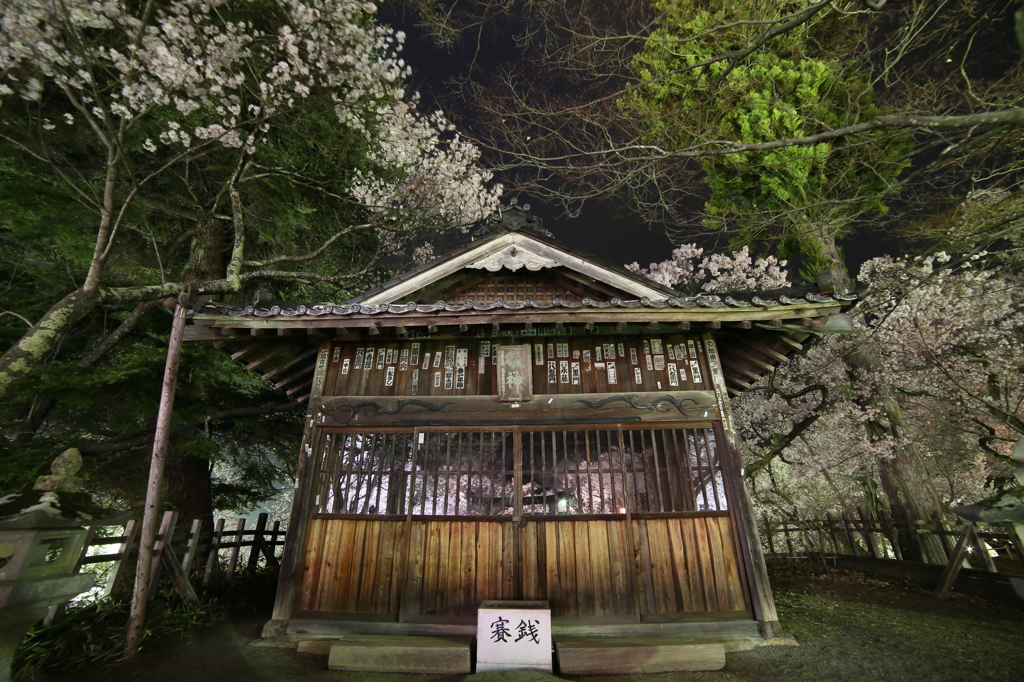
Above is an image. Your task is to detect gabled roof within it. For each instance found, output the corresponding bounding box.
[347,204,675,306]
[184,203,861,402]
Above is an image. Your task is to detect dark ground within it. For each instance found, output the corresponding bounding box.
[30,561,1024,682]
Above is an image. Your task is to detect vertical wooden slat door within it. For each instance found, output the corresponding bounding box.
[298,423,749,622]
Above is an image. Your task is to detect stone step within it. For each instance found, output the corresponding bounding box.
[327,635,472,674]
[555,637,727,674]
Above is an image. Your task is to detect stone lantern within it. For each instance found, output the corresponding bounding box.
[0,450,121,682]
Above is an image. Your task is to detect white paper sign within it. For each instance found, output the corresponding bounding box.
[477,601,552,673]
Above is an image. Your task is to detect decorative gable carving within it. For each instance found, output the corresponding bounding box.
[466,244,559,272]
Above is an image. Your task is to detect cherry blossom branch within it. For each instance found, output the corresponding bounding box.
[243,222,378,268]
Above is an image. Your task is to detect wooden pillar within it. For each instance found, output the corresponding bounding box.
[125,302,187,658]
[703,334,781,639]
[266,341,332,637]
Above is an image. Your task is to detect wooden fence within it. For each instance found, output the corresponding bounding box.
[46,511,287,624]
[760,507,1023,568]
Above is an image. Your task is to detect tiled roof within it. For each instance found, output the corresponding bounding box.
[192,290,857,318]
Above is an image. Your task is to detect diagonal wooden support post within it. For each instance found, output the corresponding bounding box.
[936,522,979,598]
[147,511,178,600]
[125,302,187,659]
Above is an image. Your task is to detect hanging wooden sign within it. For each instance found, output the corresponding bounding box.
[497,344,533,402]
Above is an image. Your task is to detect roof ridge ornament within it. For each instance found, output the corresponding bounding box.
[472,199,552,239]
[467,243,560,272]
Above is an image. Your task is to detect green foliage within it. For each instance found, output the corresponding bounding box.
[12,569,280,681]
[626,0,911,281]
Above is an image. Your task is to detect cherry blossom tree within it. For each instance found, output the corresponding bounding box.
[733,243,1023,561]
[0,0,501,402]
[627,244,789,293]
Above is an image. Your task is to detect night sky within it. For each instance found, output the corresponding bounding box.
[384,4,903,277]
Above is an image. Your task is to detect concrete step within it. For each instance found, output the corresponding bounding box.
[555,637,727,674]
[327,635,472,673]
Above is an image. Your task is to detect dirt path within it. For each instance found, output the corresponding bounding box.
[33,562,1024,682]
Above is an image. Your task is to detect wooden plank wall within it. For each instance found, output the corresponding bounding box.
[633,515,746,618]
[297,518,406,613]
[324,335,710,398]
[298,515,746,620]
[520,519,636,619]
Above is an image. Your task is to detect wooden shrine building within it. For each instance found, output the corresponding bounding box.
[183,204,857,644]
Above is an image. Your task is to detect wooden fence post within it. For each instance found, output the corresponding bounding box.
[270,520,282,559]
[841,513,860,557]
[147,511,178,600]
[763,515,776,555]
[878,509,903,561]
[1003,523,1024,562]
[902,509,928,562]
[825,513,843,555]
[856,506,880,558]
[782,520,795,556]
[931,513,954,560]
[971,525,997,573]
[226,518,246,579]
[248,513,268,572]
[104,519,141,598]
[203,518,225,587]
[181,519,203,576]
